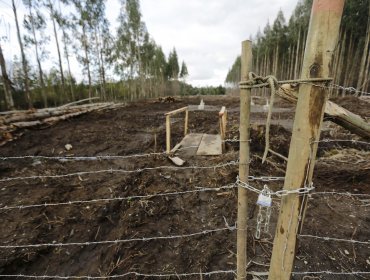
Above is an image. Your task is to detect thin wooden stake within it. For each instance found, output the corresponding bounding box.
[268,1,345,279]
[184,109,189,136]
[219,106,227,152]
[237,40,252,280]
[166,115,171,153]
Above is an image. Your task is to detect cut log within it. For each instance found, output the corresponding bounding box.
[60,97,100,107]
[0,103,113,124]
[278,84,370,139]
[0,103,124,146]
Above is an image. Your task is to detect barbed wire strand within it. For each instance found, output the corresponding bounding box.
[239,76,370,96]
[0,184,236,211]
[236,177,314,197]
[298,234,370,245]
[0,226,236,249]
[2,269,369,279]
[0,270,237,279]
[0,160,239,182]
[239,77,333,88]
[312,139,370,146]
[312,191,370,197]
[1,139,367,163]
[2,181,368,212]
[0,140,246,162]
[292,271,370,276]
[0,145,195,161]
[328,84,370,96]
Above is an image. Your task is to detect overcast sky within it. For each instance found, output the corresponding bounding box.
[1,0,298,87]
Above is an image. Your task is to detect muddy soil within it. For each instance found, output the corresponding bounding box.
[0,95,369,280]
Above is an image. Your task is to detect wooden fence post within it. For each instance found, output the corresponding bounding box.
[184,109,189,136]
[165,107,188,153]
[166,115,171,153]
[219,106,227,151]
[237,40,252,280]
[268,1,345,279]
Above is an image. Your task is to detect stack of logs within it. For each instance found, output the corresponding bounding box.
[0,102,123,146]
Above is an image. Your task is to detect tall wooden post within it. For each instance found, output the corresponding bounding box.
[268,1,344,279]
[237,40,252,280]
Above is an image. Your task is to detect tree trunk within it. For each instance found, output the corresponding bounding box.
[348,44,361,90]
[82,23,92,100]
[273,44,279,77]
[94,26,104,100]
[363,46,370,92]
[356,2,370,93]
[48,0,66,101]
[343,32,354,93]
[12,0,32,108]
[289,45,296,79]
[58,1,74,101]
[335,30,347,96]
[331,28,343,96]
[0,43,15,109]
[62,30,74,101]
[299,30,307,77]
[294,28,301,79]
[29,4,48,108]
[100,49,107,99]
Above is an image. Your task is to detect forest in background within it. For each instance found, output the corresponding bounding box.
[0,0,225,111]
[225,0,370,96]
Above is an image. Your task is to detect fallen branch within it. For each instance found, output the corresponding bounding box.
[278,84,370,139]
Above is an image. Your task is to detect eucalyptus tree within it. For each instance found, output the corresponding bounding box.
[44,0,66,99]
[89,0,111,100]
[23,0,49,107]
[139,32,156,96]
[270,10,286,77]
[166,48,179,80]
[71,0,94,99]
[180,61,188,79]
[55,0,75,101]
[225,56,240,85]
[354,0,369,91]
[0,41,15,109]
[115,0,147,98]
[12,0,31,108]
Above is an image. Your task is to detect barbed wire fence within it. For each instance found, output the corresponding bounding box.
[238,70,370,279]
[0,135,369,279]
[0,139,253,279]
[0,74,369,280]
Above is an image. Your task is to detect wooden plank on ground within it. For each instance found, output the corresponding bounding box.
[196,134,222,156]
[168,156,185,166]
[177,133,204,156]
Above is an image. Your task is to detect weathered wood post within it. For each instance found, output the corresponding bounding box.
[268,1,345,279]
[166,115,171,153]
[219,106,227,151]
[184,108,189,136]
[165,107,188,153]
[237,40,252,280]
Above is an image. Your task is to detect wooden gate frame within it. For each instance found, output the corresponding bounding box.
[165,106,227,154]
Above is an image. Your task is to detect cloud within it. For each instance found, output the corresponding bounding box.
[2,0,298,87]
[141,0,298,86]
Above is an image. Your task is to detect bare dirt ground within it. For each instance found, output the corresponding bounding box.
[0,95,369,279]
